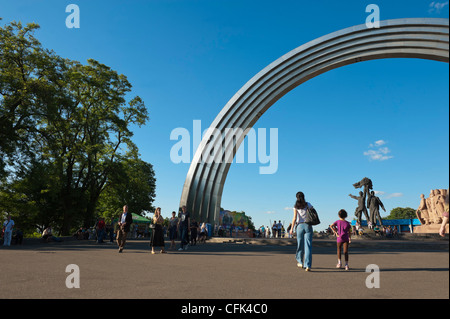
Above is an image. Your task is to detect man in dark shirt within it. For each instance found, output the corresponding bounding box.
[178,205,190,251]
[117,205,133,253]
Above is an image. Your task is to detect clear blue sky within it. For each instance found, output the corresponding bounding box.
[1,0,448,231]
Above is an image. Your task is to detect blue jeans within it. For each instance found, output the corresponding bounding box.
[295,223,313,268]
[180,227,189,249]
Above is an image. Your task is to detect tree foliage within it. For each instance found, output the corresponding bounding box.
[384,207,416,220]
[0,20,155,235]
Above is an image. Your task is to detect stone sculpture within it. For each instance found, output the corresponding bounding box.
[414,189,449,234]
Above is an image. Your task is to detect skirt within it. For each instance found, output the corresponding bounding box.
[151,224,165,247]
[169,225,177,240]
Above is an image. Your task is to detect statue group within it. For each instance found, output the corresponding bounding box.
[349,177,385,227]
[416,189,448,225]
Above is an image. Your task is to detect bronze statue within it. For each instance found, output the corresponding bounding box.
[349,191,370,225]
[367,191,386,226]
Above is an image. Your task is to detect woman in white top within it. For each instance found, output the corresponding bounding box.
[289,192,314,271]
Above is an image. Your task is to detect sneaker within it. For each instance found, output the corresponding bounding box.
[178,248,184,251]
[184,245,188,251]
[345,265,349,271]
[297,263,303,268]
[336,263,342,269]
[305,268,311,272]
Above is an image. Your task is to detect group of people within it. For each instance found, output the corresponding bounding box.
[115,205,208,254]
[290,191,354,272]
[255,222,293,238]
[291,189,450,273]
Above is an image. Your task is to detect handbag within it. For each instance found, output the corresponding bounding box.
[305,206,321,226]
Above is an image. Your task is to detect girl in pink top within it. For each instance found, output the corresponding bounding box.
[330,209,352,271]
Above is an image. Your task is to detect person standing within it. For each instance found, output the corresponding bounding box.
[151,207,166,254]
[96,217,106,243]
[290,192,314,271]
[178,205,190,251]
[277,220,282,238]
[272,222,277,238]
[330,209,352,271]
[2,215,15,247]
[169,211,178,249]
[117,205,133,253]
[190,218,198,246]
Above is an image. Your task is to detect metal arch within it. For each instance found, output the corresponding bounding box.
[179,18,449,224]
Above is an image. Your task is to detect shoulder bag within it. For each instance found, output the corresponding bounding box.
[305,205,321,226]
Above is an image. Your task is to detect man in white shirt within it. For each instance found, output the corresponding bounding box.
[3,215,15,246]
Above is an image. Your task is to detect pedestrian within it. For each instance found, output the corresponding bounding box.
[277,220,282,238]
[190,218,198,246]
[169,211,178,249]
[199,222,207,243]
[2,215,14,247]
[272,222,277,238]
[96,217,106,243]
[117,205,133,253]
[178,205,190,251]
[330,209,352,271]
[287,223,292,238]
[151,207,166,254]
[289,192,314,271]
[265,226,271,238]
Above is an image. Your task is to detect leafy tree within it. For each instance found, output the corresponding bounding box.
[96,158,156,223]
[0,20,69,178]
[0,20,151,235]
[384,207,416,220]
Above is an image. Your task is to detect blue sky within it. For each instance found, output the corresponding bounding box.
[1,0,448,231]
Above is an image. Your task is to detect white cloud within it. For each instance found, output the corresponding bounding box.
[374,191,403,199]
[265,211,276,214]
[429,1,449,13]
[284,207,292,211]
[364,140,393,161]
[386,192,404,199]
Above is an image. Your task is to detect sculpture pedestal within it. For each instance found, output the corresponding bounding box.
[414,224,448,234]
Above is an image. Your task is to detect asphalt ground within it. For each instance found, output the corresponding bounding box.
[0,237,448,303]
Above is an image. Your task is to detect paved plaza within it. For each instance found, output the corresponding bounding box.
[0,237,448,300]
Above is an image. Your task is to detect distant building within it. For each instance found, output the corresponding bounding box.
[351,219,422,233]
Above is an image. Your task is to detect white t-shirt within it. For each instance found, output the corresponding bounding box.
[294,202,312,224]
[3,219,14,232]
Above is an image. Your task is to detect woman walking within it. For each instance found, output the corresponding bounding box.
[151,207,166,254]
[289,192,314,271]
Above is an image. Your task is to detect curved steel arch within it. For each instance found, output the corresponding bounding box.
[179,18,449,224]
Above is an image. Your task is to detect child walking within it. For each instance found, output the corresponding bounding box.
[330,209,352,271]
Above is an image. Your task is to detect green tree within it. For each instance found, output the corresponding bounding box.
[0,20,151,235]
[96,158,156,223]
[0,20,69,178]
[384,207,416,220]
